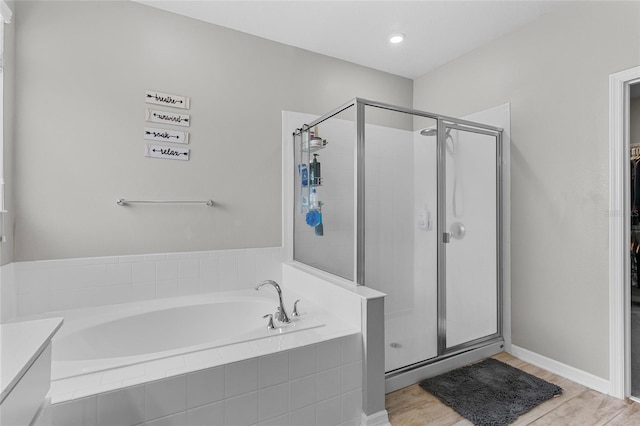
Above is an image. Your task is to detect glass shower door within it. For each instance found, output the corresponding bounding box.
[362,106,439,373]
[440,124,501,352]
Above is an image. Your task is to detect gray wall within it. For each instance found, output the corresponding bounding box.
[414,1,640,379]
[13,1,412,261]
[1,0,14,266]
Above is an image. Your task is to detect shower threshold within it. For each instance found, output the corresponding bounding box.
[385,339,505,393]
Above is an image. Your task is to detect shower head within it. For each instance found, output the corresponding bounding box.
[420,127,455,155]
[420,128,437,136]
[419,127,452,137]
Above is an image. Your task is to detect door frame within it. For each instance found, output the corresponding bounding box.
[437,120,504,356]
[609,66,640,399]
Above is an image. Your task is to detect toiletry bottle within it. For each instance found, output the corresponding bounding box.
[298,163,308,187]
[309,156,316,186]
[310,154,321,186]
[310,188,318,210]
[314,202,323,236]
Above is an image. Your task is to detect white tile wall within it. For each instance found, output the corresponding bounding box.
[145,375,187,421]
[96,385,145,426]
[0,262,16,323]
[187,401,224,426]
[51,396,96,426]
[186,367,224,410]
[51,334,363,426]
[225,392,258,426]
[14,247,283,317]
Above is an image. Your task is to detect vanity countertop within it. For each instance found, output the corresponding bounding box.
[0,317,63,403]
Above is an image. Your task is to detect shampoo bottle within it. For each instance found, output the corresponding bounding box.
[310,154,321,186]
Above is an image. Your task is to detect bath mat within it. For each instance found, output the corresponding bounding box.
[419,358,562,426]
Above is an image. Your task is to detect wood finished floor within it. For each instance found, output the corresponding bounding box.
[385,352,640,425]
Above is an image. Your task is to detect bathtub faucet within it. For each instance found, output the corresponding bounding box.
[255,280,291,324]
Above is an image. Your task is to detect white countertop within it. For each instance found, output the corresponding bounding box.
[1,317,64,403]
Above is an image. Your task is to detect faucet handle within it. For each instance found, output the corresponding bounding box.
[263,314,276,330]
[292,299,301,318]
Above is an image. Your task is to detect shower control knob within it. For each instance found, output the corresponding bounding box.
[450,222,466,240]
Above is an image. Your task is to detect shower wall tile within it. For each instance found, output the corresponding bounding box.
[156,260,178,281]
[155,280,178,299]
[106,263,132,286]
[133,262,156,283]
[178,259,199,279]
[198,257,220,293]
[237,251,256,289]
[218,255,239,291]
[13,247,283,316]
[15,268,48,295]
[177,278,199,296]
[132,282,155,301]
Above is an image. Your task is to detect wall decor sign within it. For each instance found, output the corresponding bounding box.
[144,143,190,161]
[145,90,190,110]
[144,127,189,144]
[145,109,190,127]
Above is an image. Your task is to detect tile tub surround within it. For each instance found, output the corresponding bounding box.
[0,262,17,323]
[51,334,363,426]
[13,247,283,317]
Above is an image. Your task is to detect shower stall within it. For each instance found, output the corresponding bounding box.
[287,98,506,391]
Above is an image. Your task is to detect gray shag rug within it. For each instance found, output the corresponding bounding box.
[419,358,562,426]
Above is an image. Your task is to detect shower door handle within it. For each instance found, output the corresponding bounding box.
[443,232,451,243]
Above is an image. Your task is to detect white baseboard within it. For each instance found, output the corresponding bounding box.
[509,345,610,395]
[361,410,390,426]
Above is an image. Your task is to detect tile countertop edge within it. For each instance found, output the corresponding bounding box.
[1,317,64,403]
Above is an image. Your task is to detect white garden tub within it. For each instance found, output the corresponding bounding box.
[50,289,323,380]
[46,286,363,425]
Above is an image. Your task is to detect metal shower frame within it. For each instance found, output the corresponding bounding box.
[293,97,504,375]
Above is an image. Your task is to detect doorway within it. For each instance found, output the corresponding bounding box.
[609,66,640,399]
[630,83,640,398]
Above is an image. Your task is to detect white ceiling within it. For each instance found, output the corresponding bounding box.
[135,0,568,79]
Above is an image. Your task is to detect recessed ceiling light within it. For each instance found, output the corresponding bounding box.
[389,33,405,44]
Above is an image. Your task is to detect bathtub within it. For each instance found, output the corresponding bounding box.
[47,289,364,426]
[51,289,323,380]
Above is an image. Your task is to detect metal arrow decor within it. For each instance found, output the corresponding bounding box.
[145,90,190,110]
[145,109,190,127]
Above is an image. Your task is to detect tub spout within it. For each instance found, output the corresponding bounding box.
[255,280,291,324]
